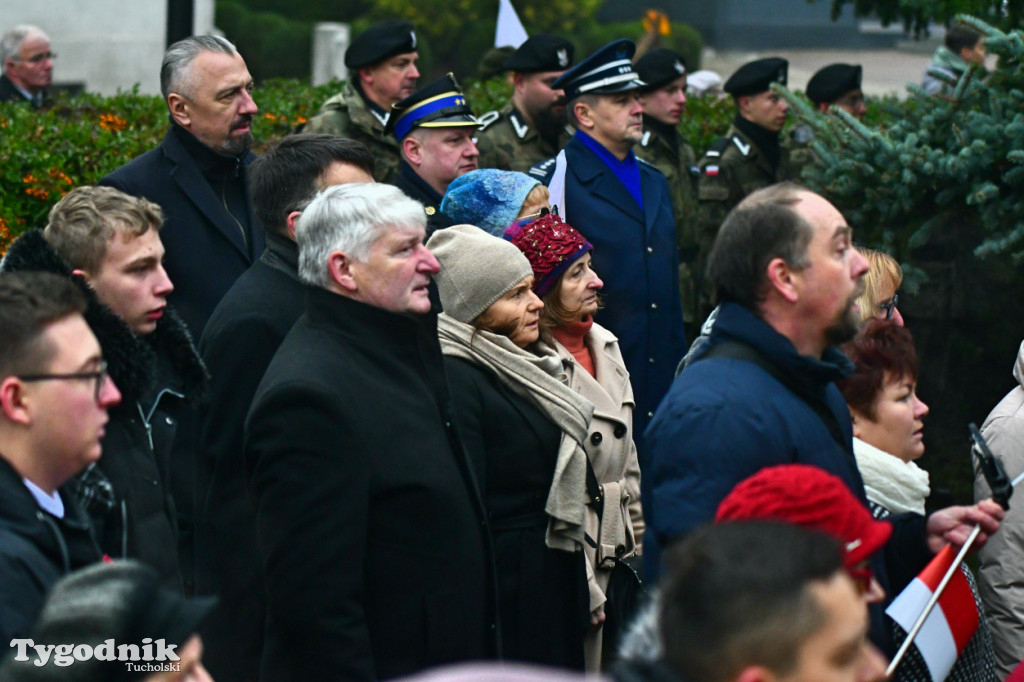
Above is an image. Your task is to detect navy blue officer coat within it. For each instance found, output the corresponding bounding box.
[532,135,687,437]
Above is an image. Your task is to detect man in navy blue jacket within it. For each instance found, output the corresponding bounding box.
[644,182,1004,653]
[531,40,687,437]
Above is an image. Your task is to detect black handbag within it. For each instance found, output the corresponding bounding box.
[584,454,647,666]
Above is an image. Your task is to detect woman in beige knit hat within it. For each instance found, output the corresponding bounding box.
[506,212,644,671]
[427,224,594,671]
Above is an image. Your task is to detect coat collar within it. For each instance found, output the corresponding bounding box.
[304,284,438,352]
[161,127,260,260]
[547,323,631,422]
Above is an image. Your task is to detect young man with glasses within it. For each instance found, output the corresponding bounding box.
[0,25,54,108]
[0,271,120,643]
[1,185,207,592]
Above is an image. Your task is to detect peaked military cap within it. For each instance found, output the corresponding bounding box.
[503,34,575,73]
[385,73,480,141]
[345,21,418,69]
[806,63,863,106]
[635,48,688,91]
[553,39,645,102]
[723,57,788,97]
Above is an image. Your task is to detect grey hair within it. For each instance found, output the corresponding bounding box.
[160,34,237,100]
[296,183,427,289]
[0,25,48,72]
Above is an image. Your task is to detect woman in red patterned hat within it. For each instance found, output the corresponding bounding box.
[506,212,644,672]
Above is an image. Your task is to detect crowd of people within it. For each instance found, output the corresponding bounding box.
[0,16,1021,682]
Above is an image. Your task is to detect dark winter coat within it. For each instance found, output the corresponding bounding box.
[245,286,498,681]
[643,301,932,654]
[445,356,588,669]
[531,135,687,436]
[394,161,456,238]
[99,124,263,338]
[0,74,40,107]
[0,457,102,646]
[195,233,305,682]
[0,229,208,589]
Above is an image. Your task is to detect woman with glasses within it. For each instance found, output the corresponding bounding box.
[856,247,904,326]
[838,320,997,682]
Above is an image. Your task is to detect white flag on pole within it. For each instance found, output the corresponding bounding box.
[495,0,528,48]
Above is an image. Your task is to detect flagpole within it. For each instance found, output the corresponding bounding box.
[884,525,981,677]
[885,423,1012,678]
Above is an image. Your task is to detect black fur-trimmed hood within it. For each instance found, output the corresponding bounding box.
[0,229,208,408]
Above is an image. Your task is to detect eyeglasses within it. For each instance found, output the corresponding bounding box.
[18,361,109,403]
[21,51,56,64]
[878,294,899,320]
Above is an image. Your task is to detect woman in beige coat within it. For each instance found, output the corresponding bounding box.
[506,212,644,671]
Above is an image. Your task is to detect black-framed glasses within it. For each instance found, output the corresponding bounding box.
[18,361,109,402]
[878,294,899,320]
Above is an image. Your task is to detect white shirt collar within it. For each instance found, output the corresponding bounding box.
[22,478,65,518]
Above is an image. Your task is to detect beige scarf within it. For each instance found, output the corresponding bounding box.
[853,437,931,515]
[438,313,595,551]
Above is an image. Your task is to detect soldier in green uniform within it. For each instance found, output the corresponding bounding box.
[475,34,575,173]
[789,63,867,175]
[696,57,793,318]
[634,48,701,331]
[303,22,420,183]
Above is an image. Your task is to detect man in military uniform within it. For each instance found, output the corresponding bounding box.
[475,34,574,173]
[696,57,793,318]
[386,74,481,236]
[303,21,419,183]
[635,48,701,332]
[789,63,867,175]
[529,40,686,440]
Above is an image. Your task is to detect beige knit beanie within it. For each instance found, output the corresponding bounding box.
[427,224,534,323]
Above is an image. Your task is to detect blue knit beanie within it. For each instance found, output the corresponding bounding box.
[441,169,540,237]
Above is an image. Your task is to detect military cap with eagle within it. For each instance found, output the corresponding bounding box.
[503,34,575,73]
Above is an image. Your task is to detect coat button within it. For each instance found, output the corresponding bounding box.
[650,302,658,311]
[646,246,654,254]
[165,416,174,426]
[590,432,603,445]
[613,424,627,438]
[649,357,656,365]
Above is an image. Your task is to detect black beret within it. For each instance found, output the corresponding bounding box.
[724,57,788,97]
[634,48,688,91]
[503,34,575,73]
[553,39,644,102]
[345,21,418,69]
[806,63,863,106]
[385,73,480,140]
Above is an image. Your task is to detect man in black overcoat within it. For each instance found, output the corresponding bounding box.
[245,182,497,680]
[196,134,375,682]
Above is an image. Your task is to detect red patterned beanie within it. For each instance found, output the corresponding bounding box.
[504,213,593,297]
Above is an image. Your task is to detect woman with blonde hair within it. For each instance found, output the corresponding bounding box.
[856,247,904,326]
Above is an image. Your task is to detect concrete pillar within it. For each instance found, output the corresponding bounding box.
[312,22,349,86]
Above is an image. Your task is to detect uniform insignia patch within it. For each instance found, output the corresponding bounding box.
[477,110,500,131]
[557,49,569,68]
[704,165,719,176]
[732,136,751,157]
[410,31,417,49]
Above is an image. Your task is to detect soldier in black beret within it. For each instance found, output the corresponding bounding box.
[634,48,702,331]
[695,56,798,321]
[303,21,421,183]
[806,63,866,118]
[386,74,481,236]
[475,34,576,173]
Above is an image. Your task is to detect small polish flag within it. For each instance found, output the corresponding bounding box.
[886,545,979,682]
[704,165,719,176]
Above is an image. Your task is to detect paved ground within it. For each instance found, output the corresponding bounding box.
[701,43,989,98]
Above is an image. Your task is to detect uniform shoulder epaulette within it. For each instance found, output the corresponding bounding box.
[529,157,557,179]
[477,110,501,131]
[703,137,731,159]
[729,134,751,157]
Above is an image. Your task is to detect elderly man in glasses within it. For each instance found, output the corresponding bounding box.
[0,271,120,643]
[1,185,207,591]
[0,25,54,107]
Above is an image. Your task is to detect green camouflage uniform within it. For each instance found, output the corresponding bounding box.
[637,122,701,328]
[302,82,401,183]
[785,123,817,181]
[475,101,572,173]
[695,124,794,317]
